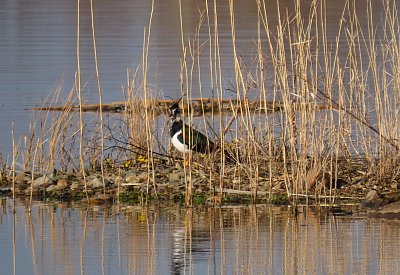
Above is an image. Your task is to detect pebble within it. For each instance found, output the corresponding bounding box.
[46,185,61,192]
[33,175,53,188]
[369,200,400,218]
[57,178,69,189]
[168,171,183,183]
[366,190,379,202]
[126,172,148,183]
[98,193,113,202]
[114,176,124,184]
[25,186,40,196]
[15,172,31,184]
[87,177,105,188]
[70,182,80,190]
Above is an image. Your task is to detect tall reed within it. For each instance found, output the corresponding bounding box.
[14,0,400,205]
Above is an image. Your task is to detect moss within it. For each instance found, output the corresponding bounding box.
[193,193,209,205]
[223,195,243,203]
[42,189,89,202]
[119,191,142,204]
[269,194,289,205]
[44,190,73,201]
[71,191,87,201]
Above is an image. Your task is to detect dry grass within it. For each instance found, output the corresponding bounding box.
[10,0,400,206]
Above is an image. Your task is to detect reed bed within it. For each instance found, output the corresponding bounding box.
[4,0,400,207]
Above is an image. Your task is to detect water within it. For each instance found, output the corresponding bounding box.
[0,198,399,274]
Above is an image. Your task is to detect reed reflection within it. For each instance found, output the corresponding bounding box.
[1,200,400,274]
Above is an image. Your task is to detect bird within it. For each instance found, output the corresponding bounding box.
[168,102,214,155]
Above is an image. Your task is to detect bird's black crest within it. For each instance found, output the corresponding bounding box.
[169,97,182,118]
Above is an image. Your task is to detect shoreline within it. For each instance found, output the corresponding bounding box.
[1,155,400,219]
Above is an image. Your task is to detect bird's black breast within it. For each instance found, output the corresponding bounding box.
[170,121,213,153]
[170,121,184,138]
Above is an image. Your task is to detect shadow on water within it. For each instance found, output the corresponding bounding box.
[1,198,400,274]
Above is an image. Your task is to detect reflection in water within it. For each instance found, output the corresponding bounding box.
[0,198,400,274]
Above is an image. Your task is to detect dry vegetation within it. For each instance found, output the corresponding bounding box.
[3,0,400,207]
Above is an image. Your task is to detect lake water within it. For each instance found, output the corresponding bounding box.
[1,198,400,275]
[0,0,394,157]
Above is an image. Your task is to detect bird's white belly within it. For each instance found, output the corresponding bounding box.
[171,130,192,153]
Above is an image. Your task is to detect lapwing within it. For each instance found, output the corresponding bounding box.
[169,102,214,156]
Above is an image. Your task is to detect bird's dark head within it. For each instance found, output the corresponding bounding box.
[168,102,181,119]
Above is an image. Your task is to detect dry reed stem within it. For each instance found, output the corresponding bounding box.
[76,0,88,199]
[90,0,106,196]
[143,0,156,204]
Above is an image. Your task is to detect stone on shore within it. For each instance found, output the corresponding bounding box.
[365,190,380,202]
[15,172,31,185]
[126,172,148,183]
[33,175,53,188]
[46,185,61,192]
[87,176,107,188]
[168,171,183,183]
[361,189,384,208]
[369,199,400,219]
[70,182,80,190]
[57,178,69,189]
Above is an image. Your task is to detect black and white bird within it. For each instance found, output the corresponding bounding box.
[169,102,214,155]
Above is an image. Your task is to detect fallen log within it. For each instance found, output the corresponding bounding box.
[33,98,332,117]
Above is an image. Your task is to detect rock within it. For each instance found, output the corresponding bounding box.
[98,193,113,202]
[114,176,124,184]
[75,171,84,178]
[361,190,384,208]
[136,172,148,182]
[25,186,40,196]
[365,190,380,202]
[369,200,400,219]
[168,171,182,183]
[33,175,53,188]
[125,174,135,182]
[390,182,399,190]
[126,172,148,183]
[57,178,69,189]
[86,177,107,188]
[15,172,31,184]
[46,185,61,192]
[70,182,80,190]
[13,187,23,195]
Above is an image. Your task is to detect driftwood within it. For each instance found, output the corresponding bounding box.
[33,98,332,117]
